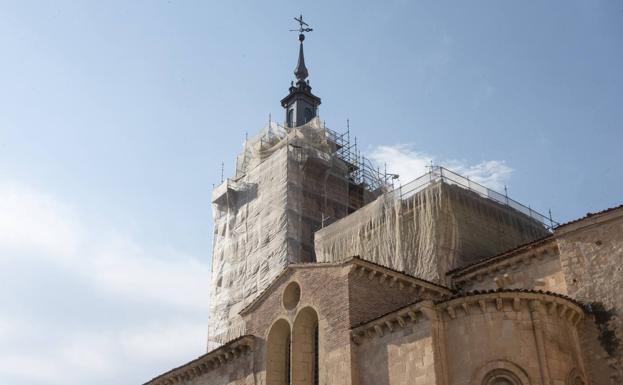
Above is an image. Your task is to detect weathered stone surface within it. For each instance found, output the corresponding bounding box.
[557,208,623,385]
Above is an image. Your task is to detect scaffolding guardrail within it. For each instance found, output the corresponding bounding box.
[391,166,558,230]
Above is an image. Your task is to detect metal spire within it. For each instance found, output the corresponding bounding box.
[291,14,313,81]
[295,36,309,80]
[281,14,321,127]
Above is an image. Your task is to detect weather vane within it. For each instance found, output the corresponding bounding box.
[290,14,313,34]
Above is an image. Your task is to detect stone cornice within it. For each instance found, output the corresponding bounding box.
[142,335,255,385]
[349,259,453,298]
[351,301,428,345]
[449,239,558,287]
[437,291,585,325]
[351,291,585,345]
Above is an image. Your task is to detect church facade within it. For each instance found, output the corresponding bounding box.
[144,20,623,385]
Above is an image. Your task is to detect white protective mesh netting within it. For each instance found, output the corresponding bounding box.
[314,181,549,283]
[208,118,367,349]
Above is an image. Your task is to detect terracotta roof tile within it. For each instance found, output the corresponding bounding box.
[554,204,623,229]
[446,235,553,277]
[142,335,255,385]
[435,288,585,309]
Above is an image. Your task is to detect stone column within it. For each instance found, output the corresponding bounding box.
[421,301,449,385]
[529,300,552,385]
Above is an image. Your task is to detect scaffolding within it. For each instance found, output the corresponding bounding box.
[325,124,397,194]
[208,117,393,349]
[394,166,558,230]
[234,120,395,206]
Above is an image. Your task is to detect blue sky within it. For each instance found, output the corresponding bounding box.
[0,1,621,384]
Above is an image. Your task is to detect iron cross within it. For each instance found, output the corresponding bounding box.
[290,14,313,33]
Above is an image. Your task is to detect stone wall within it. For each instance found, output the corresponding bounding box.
[348,265,431,327]
[556,208,623,385]
[439,292,586,385]
[353,315,436,385]
[451,239,568,294]
[241,264,356,385]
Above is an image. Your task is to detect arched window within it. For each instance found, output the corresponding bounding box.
[470,360,530,385]
[304,108,313,123]
[292,307,319,385]
[266,319,291,385]
[568,369,586,385]
[287,109,294,127]
[482,369,523,385]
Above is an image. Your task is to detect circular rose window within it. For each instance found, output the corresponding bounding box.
[283,282,301,310]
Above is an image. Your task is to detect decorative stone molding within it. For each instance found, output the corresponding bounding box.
[350,260,453,300]
[437,290,585,325]
[143,335,256,385]
[350,302,425,345]
[469,359,532,385]
[351,290,585,346]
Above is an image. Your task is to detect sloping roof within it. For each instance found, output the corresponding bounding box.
[446,235,554,278]
[350,256,452,292]
[554,204,623,229]
[142,335,255,385]
[239,256,453,316]
[352,299,424,328]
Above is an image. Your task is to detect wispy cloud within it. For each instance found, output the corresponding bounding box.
[0,181,210,385]
[0,181,82,260]
[369,144,512,191]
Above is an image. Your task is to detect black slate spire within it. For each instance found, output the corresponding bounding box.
[294,34,309,81]
[281,15,321,128]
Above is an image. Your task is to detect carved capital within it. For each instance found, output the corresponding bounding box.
[419,301,438,321]
[528,299,543,313]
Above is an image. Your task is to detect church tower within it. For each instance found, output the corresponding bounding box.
[207,16,387,349]
[280,31,321,128]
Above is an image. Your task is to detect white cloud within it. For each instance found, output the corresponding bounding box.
[447,159,512,191]
[0,181,211,385]
[0,322,208,385]
[369,144,512,191]
[0,355,64,383]
[369,144,434,183]
[91,237,210,310]
[121,321,207,361]
[0,181,82,260]
[0,180,210,311]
